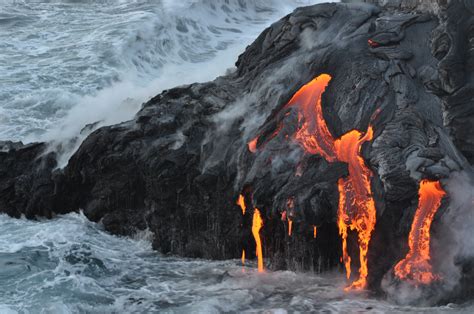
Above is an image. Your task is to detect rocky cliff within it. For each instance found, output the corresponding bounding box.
[1,0,473,304]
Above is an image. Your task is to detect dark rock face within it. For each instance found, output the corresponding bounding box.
[0,0,473,301]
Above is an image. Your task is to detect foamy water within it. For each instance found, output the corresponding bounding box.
[0,213,470,313]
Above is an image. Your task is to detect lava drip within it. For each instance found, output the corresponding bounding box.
[334,127,376,290]
[237,194,247,266]
[394,180,446,285]
[252,208,264,272]
[237,194,246,215]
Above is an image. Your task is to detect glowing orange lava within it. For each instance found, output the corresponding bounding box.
[241,250,246,266]
[287,74,337,162]
[313,226,317,239]
[248,138,258,153]
[237,194,246,215]
[274,74,377,289]
[334,128,376,290]
[252,208,264,272]
[394,180,446,285]
[288,219,293,236]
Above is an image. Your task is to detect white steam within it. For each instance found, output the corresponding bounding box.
[31,0,334,167]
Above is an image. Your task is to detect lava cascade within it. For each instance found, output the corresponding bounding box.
[252,208,264,272]
[394,180,446,285]
[334,127,376,289]
[247,74,377,289]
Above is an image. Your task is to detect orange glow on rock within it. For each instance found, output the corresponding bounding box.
[313,226,317,239]
[288,219,293,236]
[241,250,246,266]
[252,208,264,272]
[368,39,380,48]
[237,194,246,215]
[248,137,258,153]
[394,180,446,285]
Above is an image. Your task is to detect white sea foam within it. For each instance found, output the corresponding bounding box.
[0,212,466,313]
[0,0,336,167]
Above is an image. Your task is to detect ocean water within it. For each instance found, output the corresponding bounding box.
[0,212,469,313]
[0,0,473,312]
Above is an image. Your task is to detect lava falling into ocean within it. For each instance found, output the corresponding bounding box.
[284,74,377,289]
[334,128,376,290]
[237,194,264,272]
[252,208,264,272]
[246,74,377,289]
[394,180,446,285]
[239,73,453,290]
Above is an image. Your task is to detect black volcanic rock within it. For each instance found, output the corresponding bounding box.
[0,0,473,302]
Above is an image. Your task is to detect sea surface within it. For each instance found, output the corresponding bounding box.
[0,212,470,313]
[0,0,473,313]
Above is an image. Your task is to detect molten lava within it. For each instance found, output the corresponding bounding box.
[248,138,258,153]
[334,128,376,290]
[288,219,293,236]
[252,208,264,272]
[268,74,377,289]
[313,226,317,239]
[287,74,337,162]
[237,194,246,215]
[241,250,246,266]
[394,180,446,285]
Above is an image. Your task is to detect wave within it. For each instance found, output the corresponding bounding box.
[0,212,463,312]
[0,0,335,166]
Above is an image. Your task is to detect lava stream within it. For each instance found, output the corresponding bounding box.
[287,74,337,162]
[394,180,446,285]
[237,194,246,215]
[334,128,376,290]
[252,208,264,272]
[246,74,378,287]
[277,74,376,289]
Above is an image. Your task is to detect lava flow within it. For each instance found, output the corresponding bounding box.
[394,180,446,285]
[287,74,337,162]
[335,127,376,290]
[252,208,264,272]
[248,73,378,289]
[237,194,246,215]
[237,194,247,266]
